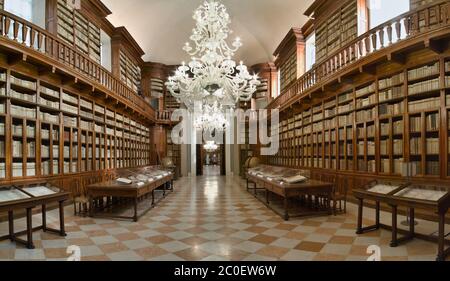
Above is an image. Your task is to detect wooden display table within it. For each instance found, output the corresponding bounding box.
[354,181,450,261]
[246,166,332,221]
[87,169,174,222]
[0,183,70,249]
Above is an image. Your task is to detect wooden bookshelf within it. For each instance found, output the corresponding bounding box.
[268,53,450,181]
[0,66,152,183]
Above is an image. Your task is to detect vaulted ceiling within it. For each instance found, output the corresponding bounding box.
[102,0,313,66]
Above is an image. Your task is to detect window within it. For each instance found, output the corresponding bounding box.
[369,0,409,29]
[305,33,316,72]
[5,0,45,29]
[100,30,112,72]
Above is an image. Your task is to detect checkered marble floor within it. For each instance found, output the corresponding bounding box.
[0,174,448,261]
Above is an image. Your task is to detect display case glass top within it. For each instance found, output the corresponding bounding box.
[394,187,448,202]
[0,187,30,203]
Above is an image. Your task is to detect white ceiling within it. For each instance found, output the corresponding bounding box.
[102,0,313,66]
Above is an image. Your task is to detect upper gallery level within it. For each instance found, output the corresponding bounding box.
[0,0,156,122]
[270,0,450,111]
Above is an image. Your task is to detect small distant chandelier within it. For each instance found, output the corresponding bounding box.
[194,102,229,132]
[165,0,260,110]
[204,141,219,152]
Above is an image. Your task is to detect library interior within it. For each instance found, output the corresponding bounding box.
[0,0,449,262]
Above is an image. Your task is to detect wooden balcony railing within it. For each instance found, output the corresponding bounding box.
[156,110,173,123]
[268,1,450,110]
[0,10,155,121]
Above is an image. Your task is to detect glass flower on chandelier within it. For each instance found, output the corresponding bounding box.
[193,102,230,132]
[204,141,219,152]
[165,0,260,110]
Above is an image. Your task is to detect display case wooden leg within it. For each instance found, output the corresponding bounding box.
[409,208,415,238]
[42,204,47,232]
[59,201,66,237]
[390,205,398,247]
[356,198,364,234]
[152,190,155,205]
[283,197,289,221]
[88,197,94,217]
[26,208,34,249]
[8,211,14,242]
[437,212,445,261]
[133,198,138,222]
[375,201,380,229]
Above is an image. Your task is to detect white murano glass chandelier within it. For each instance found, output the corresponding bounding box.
[165,0,260,110]
[193,102,230,132]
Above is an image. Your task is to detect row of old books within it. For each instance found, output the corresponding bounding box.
[380,139,404,155]
[0,141,4,158]
[338,113,353,126]
[356,108,376,122]
[63,131,78,142]
[41,112,59,123]
[410,116,422,132]
[426,161,440,176]
[63,161,79,174]
[9,89,36,103]
[379,102,404,116]
[410,137,421,155]
[12,124,35,138]
[356,95,377,108]
[409,97,439,112]
[379,86,403,102]
[426,113,439,130]
[426,138,440,154]
[408,78,440,96]
[408,61,439,81]
[12,163,36,177]
[379,73,404,90]
[41,86,60,100]
[357,141,375,156]
[356,83,376,98]
[41,160,59,175]
[357,160,376,172]
[41,128,59,141]
[64,116,77,127]
[39,96,60,109]
[42,145,60,159]
[11,105,36,119]
[10,75,36,90]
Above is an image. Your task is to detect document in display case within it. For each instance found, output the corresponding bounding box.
[0,187,30,203]
[354,181,450,261]
[0,183,70,249]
